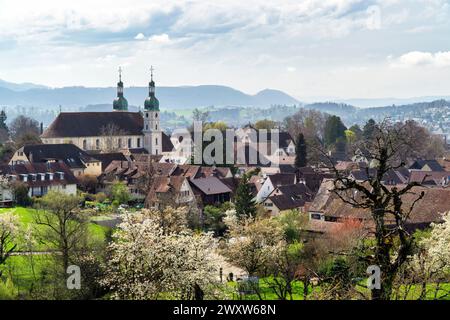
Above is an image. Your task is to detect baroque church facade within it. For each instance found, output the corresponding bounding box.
[41,69,173,156]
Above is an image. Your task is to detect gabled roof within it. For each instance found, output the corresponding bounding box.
[350,168,408,185]
[21,144,98,169]
[42,112,144,138]
[190,177,232,195]
[161,132,174,152]
[268,194,306,211]
[275,183,314,202]
[90,152,128,170]
[268,173,296,187]
[409,171,450,185]
[409,160,445,172]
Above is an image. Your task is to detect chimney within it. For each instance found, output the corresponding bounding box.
[40,122,44,135]
[29,152,33,163]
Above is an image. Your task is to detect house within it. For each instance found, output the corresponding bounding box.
[88,152,128,171]
[409,171,450,187]
[255,173,297,202]
[190,177,232,206]
[9,144,102,177]
[0,162,78,199]
[263,183,314,216]
[309,179,450,231]
[349,168,409,185]
[409,160,445,172]
[146,176,197,210]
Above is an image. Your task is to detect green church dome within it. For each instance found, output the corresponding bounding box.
[113,95,129,111]
[145,77,160,111]
[113,68,128,111]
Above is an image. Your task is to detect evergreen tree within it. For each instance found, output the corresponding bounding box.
[235,173,257,219]
[363,119,377,140]
[324,115,347,147]
[294,132,307,168]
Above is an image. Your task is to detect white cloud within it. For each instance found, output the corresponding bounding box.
[391,51,450,68]
[287,67,297,72]
[134,33,145,40]
[148,33,171,44]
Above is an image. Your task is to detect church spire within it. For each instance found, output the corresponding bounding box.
[145,65,159,111]
[113,66,128,111]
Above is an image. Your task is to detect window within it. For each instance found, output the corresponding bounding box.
[128,138,132,148]
[155,113,158,118]
[311,213,321,220]
[146,125,148,130]
[118,138,122,148]
[83,140,87,150]
[155,137,158,145]
[96,139,100,150]
[146,113,149,118]
[137,138,141,148]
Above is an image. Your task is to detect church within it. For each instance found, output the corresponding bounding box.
[41,68,173,156]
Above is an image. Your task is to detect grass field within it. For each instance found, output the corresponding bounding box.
[0,206,110,299]
[0,207,109,252]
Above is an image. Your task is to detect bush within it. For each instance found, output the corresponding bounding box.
[95,192,107,203]
[10,181,32,206]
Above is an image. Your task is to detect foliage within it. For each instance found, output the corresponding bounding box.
[223,216,284,276]
[234,173,257,220]
[324,115,347,147]
[102,209,220,300]
[0,213,19,276]
[33,191,88,271]
[254,119,277,130]
[203,205,227,236]
[294,132,307,168]
[10,182,32,207]
[110,181,130,205]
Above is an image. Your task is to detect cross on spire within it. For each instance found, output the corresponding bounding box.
[118,66,122,82]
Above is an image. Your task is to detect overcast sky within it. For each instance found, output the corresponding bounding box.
[0,0,449,99]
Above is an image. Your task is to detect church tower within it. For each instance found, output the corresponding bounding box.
[143,66,162,155]
[113,67,129,111]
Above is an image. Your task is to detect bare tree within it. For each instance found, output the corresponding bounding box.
[34,191,88,271]
[100,123,128,152]
[320,120,425,300]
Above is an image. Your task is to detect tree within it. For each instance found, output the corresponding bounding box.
[110,181,130,205]
[0,110,9,144]
[324,115,347,148]
[324,120,426,300]
[192,108,210,123]
[203,205,228,236]
[102,209,220,300]
[34,191,87,271]
[294,132,307,168]
[9,115,41,148]
[254,119,277,130]
[10,181,31,206]
[223,215,284,277]
[234,172,257,219]
[362,119,376,140]
[100,123,128,152]
[0,213,19,277]
[407,212,450,300]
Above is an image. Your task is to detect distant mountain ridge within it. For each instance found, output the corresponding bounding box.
[0,79,299,109]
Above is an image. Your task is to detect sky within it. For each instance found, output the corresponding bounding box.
[0,0,449,100]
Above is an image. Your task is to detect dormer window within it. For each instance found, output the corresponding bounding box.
[48,173,54,181]
[21,174,28,182]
